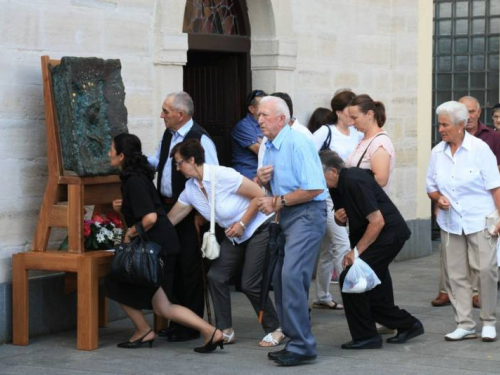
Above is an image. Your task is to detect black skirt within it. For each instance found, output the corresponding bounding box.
[104,254,176,310]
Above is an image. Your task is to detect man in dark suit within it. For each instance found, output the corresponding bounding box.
[148,91,218,341]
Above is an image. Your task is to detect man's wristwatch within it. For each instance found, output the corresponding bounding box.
[280,195,287,207]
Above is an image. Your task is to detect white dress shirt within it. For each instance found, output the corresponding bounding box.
[426,131,500,235]
[257,118,314,169]
[178,164,272,243]
[148,119,219,197]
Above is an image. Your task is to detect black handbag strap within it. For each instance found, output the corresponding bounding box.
[320,125,332,151]
[135,222,150,242]
[356,133,387,168]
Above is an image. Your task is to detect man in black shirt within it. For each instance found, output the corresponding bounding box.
[320,150,424,349]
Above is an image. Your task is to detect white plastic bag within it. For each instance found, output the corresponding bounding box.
[342,257,381,294]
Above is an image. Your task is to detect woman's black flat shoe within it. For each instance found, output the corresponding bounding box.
[193,329,224,353]
[117,329,155,349]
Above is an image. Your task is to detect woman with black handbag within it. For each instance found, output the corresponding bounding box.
[105,133,223,353]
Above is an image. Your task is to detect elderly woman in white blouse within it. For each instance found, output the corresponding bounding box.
[167,139,284,348]
[426,100,500,342]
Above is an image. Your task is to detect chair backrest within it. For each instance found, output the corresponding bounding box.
[41,56,64,178]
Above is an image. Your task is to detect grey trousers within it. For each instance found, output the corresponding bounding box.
[207,221,280,333]
[274,201,327,356]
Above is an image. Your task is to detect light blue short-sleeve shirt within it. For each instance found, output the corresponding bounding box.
[263,126,327,201]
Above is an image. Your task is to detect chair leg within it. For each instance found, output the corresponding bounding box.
[12,254,29,346]
[77,257,99,350]
[98,286,108,328]
[68,184,84,254]
[154,315,168,333]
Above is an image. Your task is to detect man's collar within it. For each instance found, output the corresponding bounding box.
[336,168,348,193]
[266,125,291,150]
[474,120,489,136]
[246,113,258,124]
[170,118,194,136]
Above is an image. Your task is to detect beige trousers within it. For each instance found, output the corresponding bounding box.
[441,230,498,330]
[439,245,478,296]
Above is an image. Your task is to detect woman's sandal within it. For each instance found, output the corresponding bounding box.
[312,300,344,310]
[258,329,285,347]
[222,330,236,344]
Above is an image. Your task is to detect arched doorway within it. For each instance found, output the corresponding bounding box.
[182,0,251,166]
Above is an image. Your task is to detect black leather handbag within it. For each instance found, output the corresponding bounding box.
[110,223,164,287]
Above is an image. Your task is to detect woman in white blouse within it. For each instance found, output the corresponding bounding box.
[167,139,284,347]
[426,100,500,342]
[311,91,363,311]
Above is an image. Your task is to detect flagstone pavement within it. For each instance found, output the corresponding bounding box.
[1,247,500,375]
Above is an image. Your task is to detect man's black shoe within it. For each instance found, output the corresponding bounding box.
[167,331,200,342]
[158,326,176,338]
[386,320,424,344]
[341,335,383,349]
[273,350,317,366]
[267,349,287,360]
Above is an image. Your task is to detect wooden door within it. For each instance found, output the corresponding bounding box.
[183,51,247,167]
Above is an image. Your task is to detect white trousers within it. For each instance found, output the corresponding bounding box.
[314,195,350,303]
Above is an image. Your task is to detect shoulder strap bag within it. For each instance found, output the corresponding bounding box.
[356,133,387,168]
[110,222,165,287]
[201,167,221,260]
[356,133,388,177]
[319,125,332,152]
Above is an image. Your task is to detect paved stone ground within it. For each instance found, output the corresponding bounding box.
[1,250,500,375]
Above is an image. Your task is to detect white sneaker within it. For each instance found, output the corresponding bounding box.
[444,328,477,341]
[482,326,497,342]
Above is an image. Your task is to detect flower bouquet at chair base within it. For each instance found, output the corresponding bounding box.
[58,212,124,251]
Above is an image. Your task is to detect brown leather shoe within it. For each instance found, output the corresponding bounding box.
[431,292,451,307]
[473,295,481,309]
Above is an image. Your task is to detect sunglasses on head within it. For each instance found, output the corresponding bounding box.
[247,90,265,107]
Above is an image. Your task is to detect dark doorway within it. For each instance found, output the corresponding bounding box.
[183,50,249,167]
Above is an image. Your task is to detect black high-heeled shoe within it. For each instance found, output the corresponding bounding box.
[117,329,155,349]
[193,329,224,353]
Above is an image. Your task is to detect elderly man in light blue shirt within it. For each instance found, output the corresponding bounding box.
[257,96,327,366]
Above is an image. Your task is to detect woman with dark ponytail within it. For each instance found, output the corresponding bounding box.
[346,94,395,193]
[105,133,223,353]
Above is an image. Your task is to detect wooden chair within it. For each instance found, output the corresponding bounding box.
[12,56,121,350]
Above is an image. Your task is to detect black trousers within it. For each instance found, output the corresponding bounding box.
[339,238,418,341]
[165,206,204,334]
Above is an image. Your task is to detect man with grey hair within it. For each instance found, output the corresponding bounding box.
[148,91,218,341]
[432,96,500,308]
[427,100,500,342]
[320,150,423,349]
[256,96,327,366]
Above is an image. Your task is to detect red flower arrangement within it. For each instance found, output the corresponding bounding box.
[59,212,124,251]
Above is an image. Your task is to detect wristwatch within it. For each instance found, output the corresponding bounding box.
[280,195,287,207]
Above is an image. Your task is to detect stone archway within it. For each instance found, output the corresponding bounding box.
[150,0,298,140]
[247,0,297,94]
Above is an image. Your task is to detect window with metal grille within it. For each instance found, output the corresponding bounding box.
[433,0,499,146]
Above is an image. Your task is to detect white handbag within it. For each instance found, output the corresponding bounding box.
[201,167,220,260]
[485,209,500,236]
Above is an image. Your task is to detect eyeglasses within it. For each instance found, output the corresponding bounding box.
[175,159,185,168]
